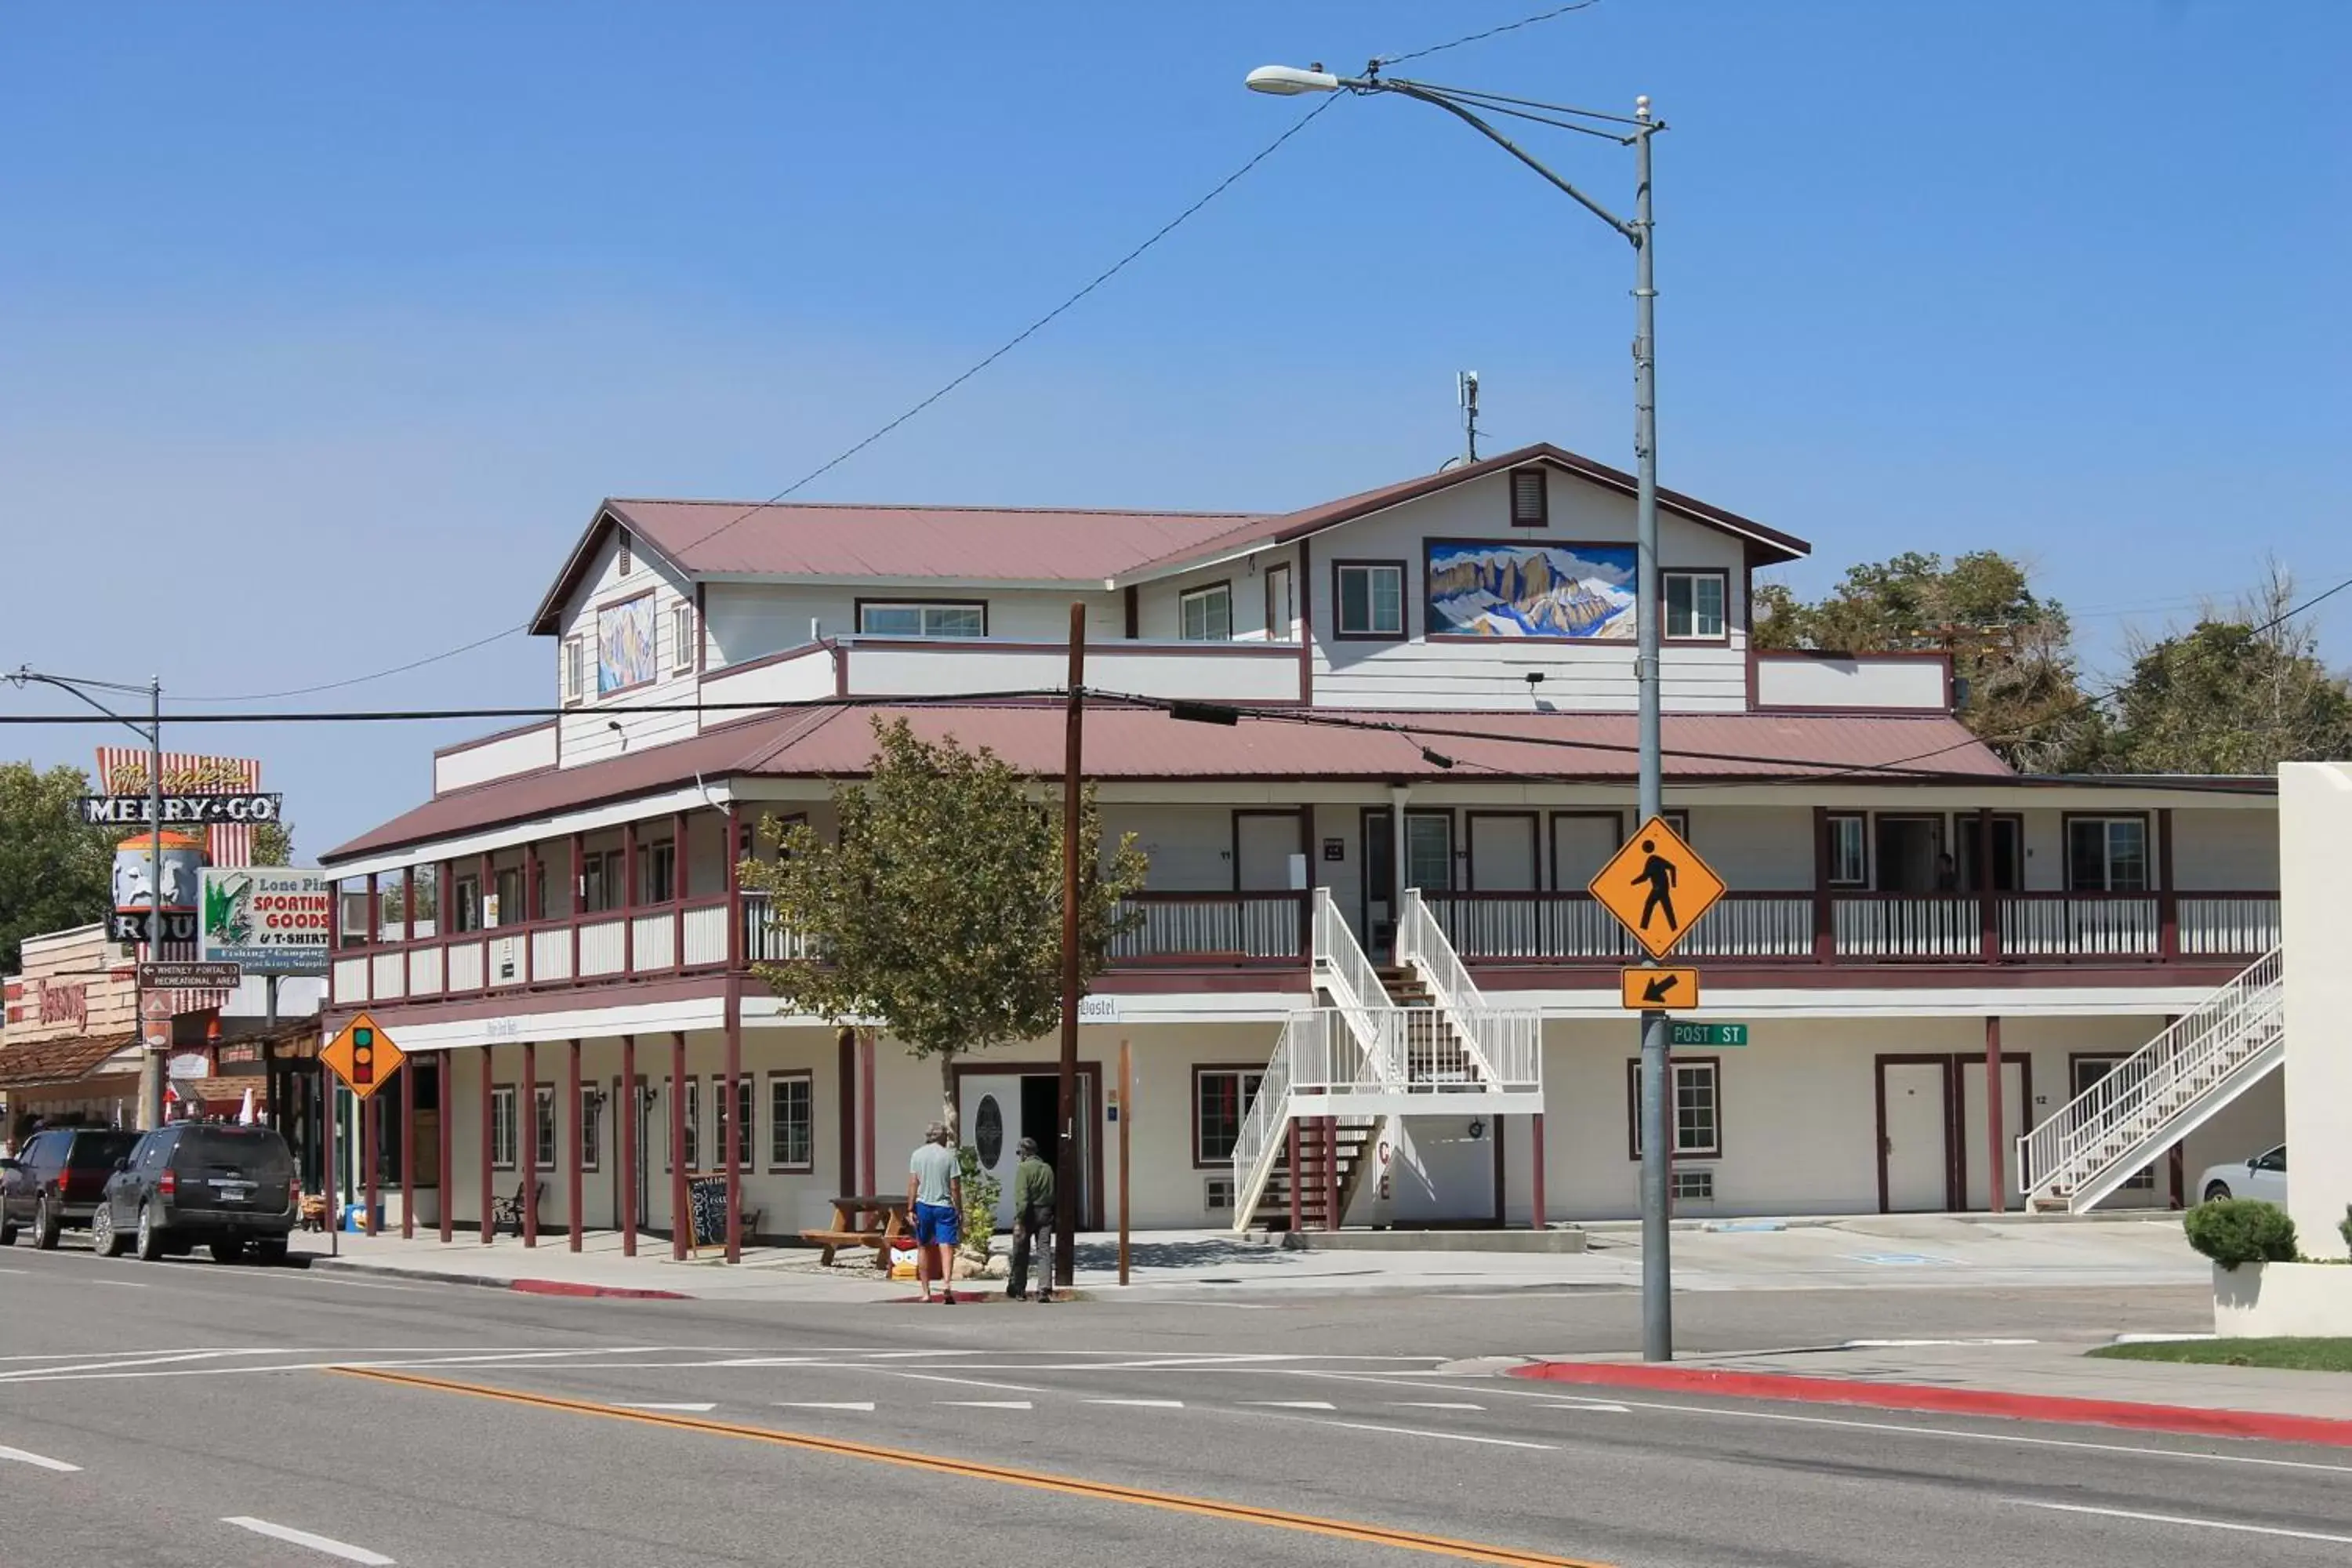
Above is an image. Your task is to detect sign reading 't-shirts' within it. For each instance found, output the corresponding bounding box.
[201,868,332,975]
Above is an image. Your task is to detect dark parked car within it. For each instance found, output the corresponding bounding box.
[95,1123,299,1263]
[3,1127,142,1248]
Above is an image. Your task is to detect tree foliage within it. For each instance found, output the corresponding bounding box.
[0,762,115,973]
[1755,550,2106,771]
[739,718,1149,1123]
[252,819,295,866]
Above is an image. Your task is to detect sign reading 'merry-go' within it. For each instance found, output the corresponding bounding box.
[200,868,330,975]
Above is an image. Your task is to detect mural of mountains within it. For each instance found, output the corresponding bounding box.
[1427,542,1636,639]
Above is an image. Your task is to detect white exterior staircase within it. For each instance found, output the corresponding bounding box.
[1231,891,1542,1232]
[2016,945,2284,1214]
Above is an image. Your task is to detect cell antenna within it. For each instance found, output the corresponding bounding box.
[1457,370,1480,464]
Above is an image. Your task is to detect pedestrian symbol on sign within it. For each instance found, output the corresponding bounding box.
[1633,838,1680,934]
[1588,818,1725,960]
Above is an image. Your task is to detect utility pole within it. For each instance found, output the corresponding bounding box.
[1054,601,1086,1290]
[138,674,166,1131]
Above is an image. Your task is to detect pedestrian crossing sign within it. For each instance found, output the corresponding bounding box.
[1589,816,1725,960]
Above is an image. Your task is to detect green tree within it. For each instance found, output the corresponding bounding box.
[0,762,115,973]
[739,717,1149,1130]
[1755,550,2107,771]
[252,819,296,866]
[2104,571,2352,775]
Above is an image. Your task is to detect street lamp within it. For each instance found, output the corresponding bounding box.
[1246,63,1677,1361]
[8,666,169,1131]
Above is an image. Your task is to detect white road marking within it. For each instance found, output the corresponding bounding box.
[939,1400,1033,1410]
[220,1517,395,1564]
[0,1445,82,1472]
[863,1350,970,1359]
[703,1356,822,1367]
[775,1402,876,1412]
[1393,1402,1485,1411]
[78,1279,149,1288]
[616,1403,717,1413]
[0,1348,260,1381]
[1297,1370,2352,1476]
[869,1370,1049,1394]
[1842,1338,2038,1348]
[0,1267,27,1276]
[2015,1500,2352,1545]
[1539,1399,1632,1413]
[1287,1417,1554,1452]
[1086,1399,1184,1408]
[1242,1400,1337,1410]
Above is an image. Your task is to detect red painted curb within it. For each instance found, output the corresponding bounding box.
[1507,1360,2352,1449]
[508,1278,689,1301]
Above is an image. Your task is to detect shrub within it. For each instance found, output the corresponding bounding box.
[2339,1205,2350,1254]
[956,1144,1000,1262]
[2184,1199,2299,1270]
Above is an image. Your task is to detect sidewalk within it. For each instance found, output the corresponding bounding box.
[1511,1338,2352,1443]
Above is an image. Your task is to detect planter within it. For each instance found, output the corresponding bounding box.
[2212,1261,2352,1338]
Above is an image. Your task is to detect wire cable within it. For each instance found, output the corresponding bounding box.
[1377,2,1605,67]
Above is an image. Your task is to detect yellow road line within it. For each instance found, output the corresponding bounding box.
[331,1365,1611,1567]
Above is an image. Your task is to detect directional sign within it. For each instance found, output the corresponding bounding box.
[321,1012,405,1099]
[1588,815,1726,960]
[1669,1022,1748,1047]
[1620,967,1700,1011]
[138,960,243,989]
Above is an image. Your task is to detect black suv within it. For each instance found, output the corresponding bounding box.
[3,1127,142,1248]
[96,1123,299,1264]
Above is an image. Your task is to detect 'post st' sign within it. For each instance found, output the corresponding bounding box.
[1668,1022,1748,1047]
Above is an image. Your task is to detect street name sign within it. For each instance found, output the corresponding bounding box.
[1588,816,1726,960]
[1620,967,1700,1010]
[1669,1023,1748,1047]
[321,1012,405,1098]
[137,960,243,989]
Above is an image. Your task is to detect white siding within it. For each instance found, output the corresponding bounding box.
[434,724,557,795]
[703,583,1123,671]
[1757,654,1947,711]
[555,532,702,767]
[697,644,838,730]
[1133,548,1302,643]
[2171,808,2279,890]
[1300,466,1754,712]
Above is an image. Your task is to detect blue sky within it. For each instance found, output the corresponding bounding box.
[3,2,2346,855]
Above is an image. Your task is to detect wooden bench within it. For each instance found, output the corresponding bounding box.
[490,1179,544,1238]
[800,1195,909,1269]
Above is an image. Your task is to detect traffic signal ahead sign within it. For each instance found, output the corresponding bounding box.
[1588,816,1726,960]
[322,1011,405,1099]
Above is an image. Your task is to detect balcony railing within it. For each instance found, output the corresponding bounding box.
[1421,890,2278,967]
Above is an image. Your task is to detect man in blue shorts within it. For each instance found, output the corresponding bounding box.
[906,1123,964,1305]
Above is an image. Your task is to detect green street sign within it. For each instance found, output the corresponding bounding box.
[1669,1023,1748,1047]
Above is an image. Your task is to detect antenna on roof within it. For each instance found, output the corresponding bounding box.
[1440,371,1480,471]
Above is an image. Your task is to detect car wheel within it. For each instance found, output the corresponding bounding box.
[0,1217,16,1247]
[2203,1181,2232,1204]
[33,1196,60,1250]
[250,1237,289,1267]
[91,1205,128,1258]
[209,1239,248,1265]
[134,1203,167,1262]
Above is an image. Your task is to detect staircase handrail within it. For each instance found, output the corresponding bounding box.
[1312,888,1395,1061]
[1231,1012,1304,1225]
[2016,945,2282,1197]
[1398,888,1537,1089]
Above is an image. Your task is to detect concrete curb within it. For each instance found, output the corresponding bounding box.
[1506,1359,2352,1448]
[307,1258,700,1300]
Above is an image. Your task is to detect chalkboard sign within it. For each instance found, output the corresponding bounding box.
[684,1174,731,1254]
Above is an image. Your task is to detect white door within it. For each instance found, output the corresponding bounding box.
[958,1074,1021,1228]
[1959,1059,2027,1211]
[1880,1062,1949,1211]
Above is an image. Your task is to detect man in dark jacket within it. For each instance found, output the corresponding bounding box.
[1006,1137,1057,1303]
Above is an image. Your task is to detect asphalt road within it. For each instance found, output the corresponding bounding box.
[2,1242,2345,1568]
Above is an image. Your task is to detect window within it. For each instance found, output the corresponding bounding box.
[533,1087,557,1170]
[450,877,481,935]
[1405,813,1454,892]
[579,1086,602,1172]
[1509,465,1548,527]
[768,1072,814,1172]
[1825,815,1867,887]
[857,601,985,638]
[1264,564,1296,643]
[1335,563,1405,639]
[1179,583,1233,642]
[678,1078,701,1172]
[670,600,695,674]
[712,1076,753,1170]
[561,637,586,706]
[1193,1068,1266,1166]
[616,532,632,578]
[1670,1168,1715,1202]
[579,848,627,913]
[1627,1058,1722,1160]
[2067,816,2149,892]
[1203,1175,1236,1214]
[638,838,677,903]
[1663,571,1728,640]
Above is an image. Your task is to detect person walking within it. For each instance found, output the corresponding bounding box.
[1633,838,1679,935]
[1006,1137,1057,1303]
[906,1123,964,1305]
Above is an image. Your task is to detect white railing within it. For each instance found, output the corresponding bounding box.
[371,951,406,1001]
[1109,892,1304,962]
[1230,1018,1298,1226]
[739,894,812,963]
[1834,897,1980,960]
[447,939,484,991]
[1400,887,1497,1085]
[530,927,572,983]
[2179,897,2282,957]
[682,904,730,966]
[1312,889,1392,1051]
[1999,895,2159,959]
[409,945,443,996]
[2017,945,2284,1210]
[633,912,676,970]
[577,916,626,978]
[1675,896,1813,958]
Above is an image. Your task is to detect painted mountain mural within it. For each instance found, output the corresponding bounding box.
[1425,542,1637,639]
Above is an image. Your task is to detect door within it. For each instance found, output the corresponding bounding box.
[1955,815,2024,892]
[959,1073,1021,1229]
[1958,1058,2027,1211]
[1363,810,1396,953]
[1466,815,1539,956]
[1234,811,1299,891]
[1878,1060,1951,1211]
[1874,817,1943,893]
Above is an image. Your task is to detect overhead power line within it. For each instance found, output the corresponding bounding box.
[1377,1,1605,67]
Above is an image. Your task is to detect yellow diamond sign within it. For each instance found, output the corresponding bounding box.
[1588,816,1726,961]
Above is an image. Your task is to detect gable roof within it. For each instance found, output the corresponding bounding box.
[526,441,1806,633]
[0,1032,139,1090]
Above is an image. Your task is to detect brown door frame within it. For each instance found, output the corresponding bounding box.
[1874,1053,1962,1213]
[1231,808,1307,892]
[1871,813,1947,893]
[1463,810,1543,891]
[1952,1052,2032,1211]
[947,1059,1106,1232]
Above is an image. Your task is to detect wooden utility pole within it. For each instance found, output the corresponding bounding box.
[1055,601,1086,1290]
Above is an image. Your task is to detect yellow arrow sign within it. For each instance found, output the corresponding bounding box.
[1620,967,1700,1010]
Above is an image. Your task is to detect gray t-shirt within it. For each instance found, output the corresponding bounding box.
[909,1142,960,1207]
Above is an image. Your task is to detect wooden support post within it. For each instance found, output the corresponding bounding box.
[1323,1116,1339,1232]
[1530,1113,1547,1230]
[670,1030,688,1261]
[521,1039,538,1247]
[437,1056,452,1244]
[724,987,742,1264]
[568,1038,584,1253]
[1977,806,1999,962]
[2157,808,2179,963]
[479,1047,492,1243]
[1286,1119,1301,1232]
[400,1055,416,1240]
[363,1094,379,1236]
[621,1033,637,1257]
[622,818,637,975]
[858,1029,877,1198]
[1985,1015,2005,1214]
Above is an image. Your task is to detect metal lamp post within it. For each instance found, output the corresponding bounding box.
[7,667,169,1131]
[1246,64,1675,1359]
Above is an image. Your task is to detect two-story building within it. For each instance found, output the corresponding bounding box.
[318,442,2284,1259]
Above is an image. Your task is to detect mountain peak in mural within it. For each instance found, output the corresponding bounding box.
[1426,543,1635,639]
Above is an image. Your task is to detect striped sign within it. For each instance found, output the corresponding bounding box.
[95,749,264,1016]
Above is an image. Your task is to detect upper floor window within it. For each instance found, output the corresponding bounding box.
[858,601,985,638]
[670,600,695,674]
[2067,815,2149,892]
[1824,814,1866,886]
[1334,562,1406,640]
[1180,583,1233,642]
[1509,466,1548,527]
[561,637,586,706]
[1664,570,1728,641]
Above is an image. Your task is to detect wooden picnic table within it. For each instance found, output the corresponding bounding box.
[800,1194,910,1269]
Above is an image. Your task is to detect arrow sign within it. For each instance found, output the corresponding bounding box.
[1621,967,1701,1011]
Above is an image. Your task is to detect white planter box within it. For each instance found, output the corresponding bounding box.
[2212,1260,2352,1338]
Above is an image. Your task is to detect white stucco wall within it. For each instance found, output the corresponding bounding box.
[2280,762,2352,1259]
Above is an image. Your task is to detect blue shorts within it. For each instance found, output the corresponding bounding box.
[912,1201,960,1248]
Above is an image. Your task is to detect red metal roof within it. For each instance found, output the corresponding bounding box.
[324,705,2007,863]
